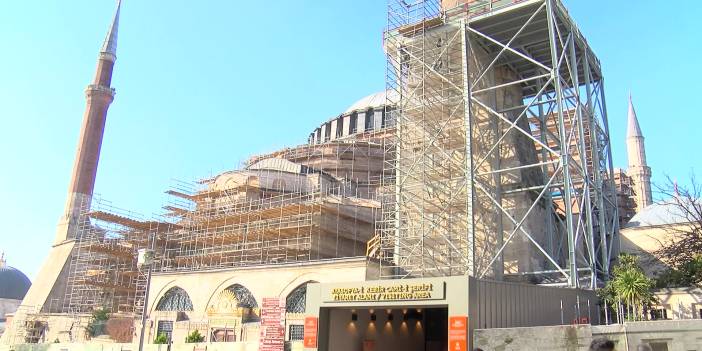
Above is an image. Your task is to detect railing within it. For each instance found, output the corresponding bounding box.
[86,84,116,95]
[366,233,381,259]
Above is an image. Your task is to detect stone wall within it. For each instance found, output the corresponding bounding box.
[474,325,592,351]
[619,224,688,277]
[474,320,702,351]
[593,320,702,351]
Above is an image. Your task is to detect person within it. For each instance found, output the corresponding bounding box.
[589,338,615,351]
[637,343,653,351]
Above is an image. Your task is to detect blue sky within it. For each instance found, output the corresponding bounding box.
[0,0,699,280]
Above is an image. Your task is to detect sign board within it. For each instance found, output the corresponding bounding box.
[259,298,285,351]
[303,317,318,348]
[448,316,467,351]
[323,281,445,303]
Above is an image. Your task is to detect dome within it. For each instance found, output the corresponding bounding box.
[0,266,31,300]
[625,199,697,228]
[343,90,397,114]
[309,90,398,144]
[247,158,306,174]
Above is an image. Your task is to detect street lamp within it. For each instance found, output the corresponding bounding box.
[137,235,155,351]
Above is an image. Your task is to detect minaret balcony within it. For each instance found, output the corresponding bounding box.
[85,84,116,98]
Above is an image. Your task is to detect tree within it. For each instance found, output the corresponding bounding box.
[656,254,702,288]
[154,333,169,344]
[599,254,655,321]
[653,175,702,286]
[185,330,205,343]
[85,308,110,337]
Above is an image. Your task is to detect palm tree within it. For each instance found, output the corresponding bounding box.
[612,268,652,320]
[601,254,655,321]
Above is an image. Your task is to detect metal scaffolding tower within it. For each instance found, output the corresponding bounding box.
[379,0,618,288]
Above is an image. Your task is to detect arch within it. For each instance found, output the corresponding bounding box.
[204,277,262,314]
[278,273,322,298]
[148,279,178,314]
[285,281,317,313]
[224,283,258,308]
[206,283,260,323]
[155,286,193,311]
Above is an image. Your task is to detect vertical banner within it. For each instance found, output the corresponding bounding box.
[260,298,286,351]
[448,316,468,351]
[303,316,318,348]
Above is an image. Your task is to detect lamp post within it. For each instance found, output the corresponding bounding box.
[137,234,155,351]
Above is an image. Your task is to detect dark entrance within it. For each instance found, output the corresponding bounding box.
[320,307,448,351]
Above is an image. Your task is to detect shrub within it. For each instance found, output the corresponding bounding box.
[86,308,110,337]
[185,330,205,343]
[154,333,169,344]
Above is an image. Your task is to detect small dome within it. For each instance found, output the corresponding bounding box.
[625,199,697,228]
[343,91,397,114]
[0,266,31,300]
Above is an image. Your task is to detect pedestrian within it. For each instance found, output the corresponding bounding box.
[637,343,653,351]
[589,338,615,351]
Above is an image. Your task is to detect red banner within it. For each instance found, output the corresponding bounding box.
[303,317,318,348]
[448,316,468,351]
[259,298,286,351]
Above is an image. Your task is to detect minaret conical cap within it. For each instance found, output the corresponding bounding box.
[627,94,643,138]
[100,0,121,56]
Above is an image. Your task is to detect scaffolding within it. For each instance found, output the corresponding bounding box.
[9,306,45,344]
[158,140,385,272]
[8,304,91,345]
[60,138,389,317]
[63,196,153,317]
[613,168,636,226]
[379,0,618,288]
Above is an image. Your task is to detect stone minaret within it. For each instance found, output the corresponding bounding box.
[0,2,125,321]
[626,95,652,212]
[55,0,121,243]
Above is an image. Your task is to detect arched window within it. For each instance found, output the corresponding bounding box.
[225,284,258,308]
[156,287,193,311]
[285,281,316,313]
